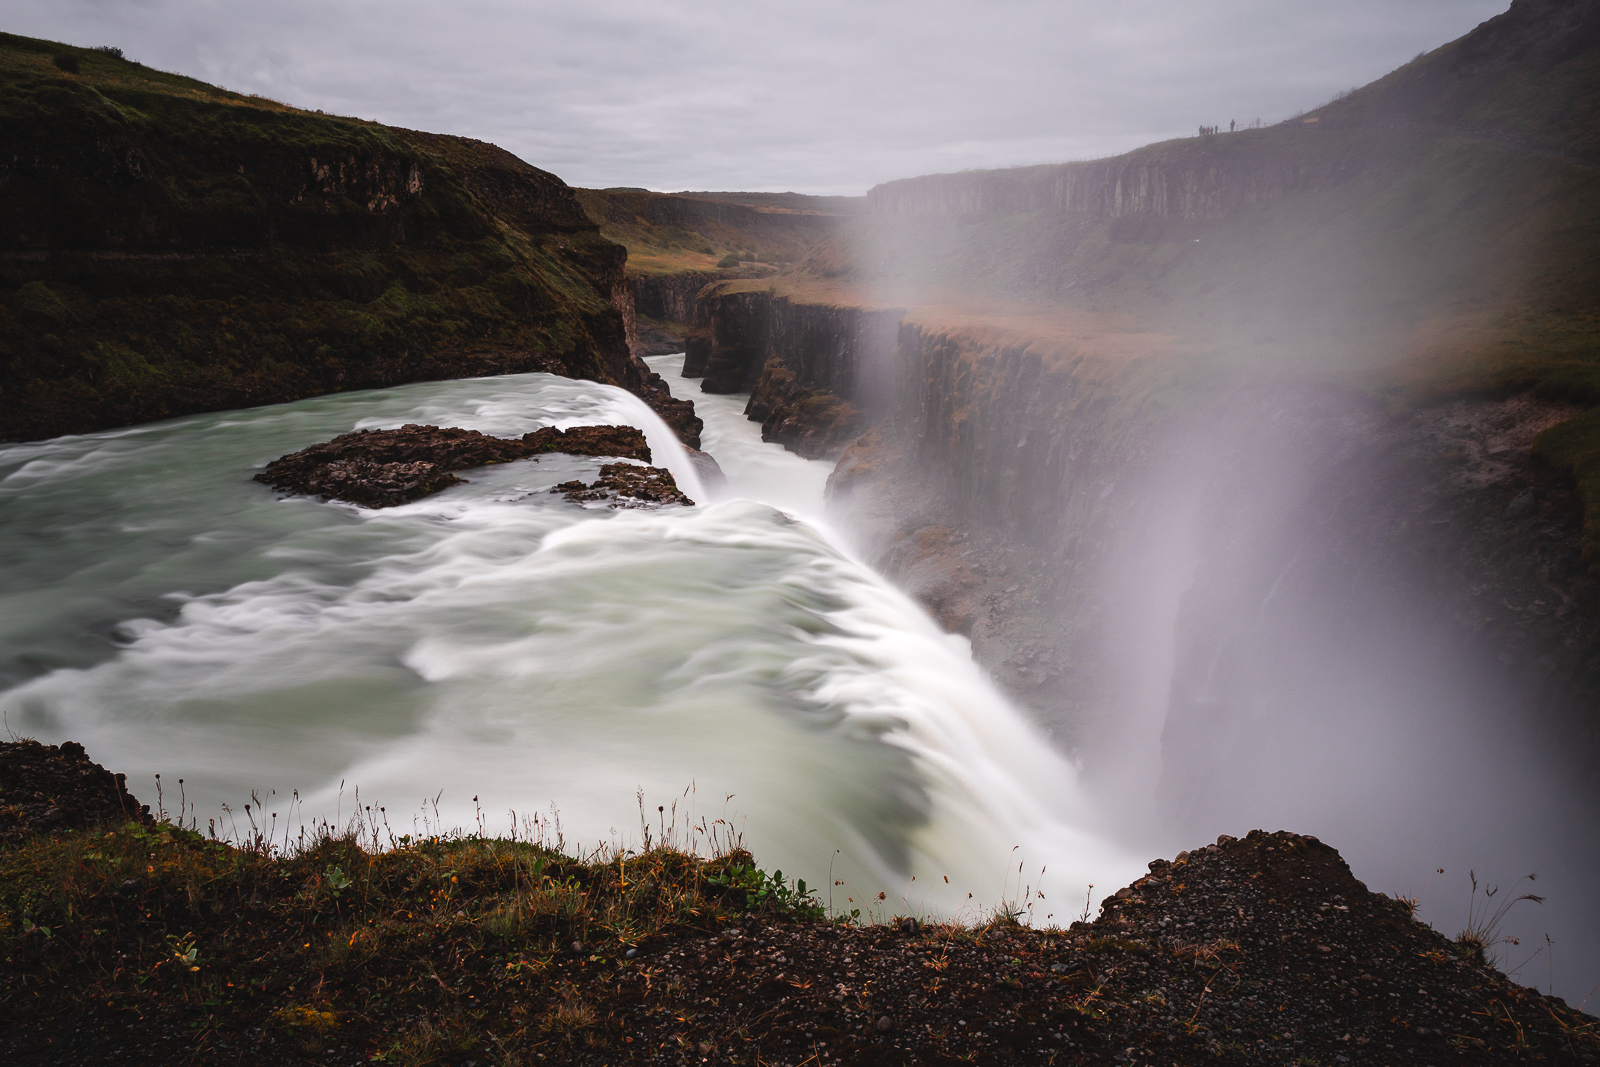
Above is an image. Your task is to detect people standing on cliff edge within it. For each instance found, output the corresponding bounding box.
[1230,119,1236,132]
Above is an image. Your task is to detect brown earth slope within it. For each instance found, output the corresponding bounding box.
[2,741,1594,1064]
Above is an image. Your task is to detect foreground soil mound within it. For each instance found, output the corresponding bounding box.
[254,423,652,507]
[0,740,152,846]
[2,742,1593,1065]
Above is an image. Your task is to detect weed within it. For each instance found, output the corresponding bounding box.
[1454,870,1544,966]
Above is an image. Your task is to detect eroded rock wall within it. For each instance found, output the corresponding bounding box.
[828,324,1157,728]
[828,322,1600,788]
[681,284,902,459]
[631,271,722,327]
[866,136,1353,221]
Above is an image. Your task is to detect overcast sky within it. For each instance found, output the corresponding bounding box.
[11,1,1508,194]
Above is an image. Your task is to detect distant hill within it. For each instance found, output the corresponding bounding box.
[763,0,1600,560]
[573,188,849,276]
[828,0,1600,400]
[0,33,665,442]
[669,191,868,216]
[1305,0,1600,161]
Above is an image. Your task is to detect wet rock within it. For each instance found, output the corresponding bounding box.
[0,740,153,844]
[684,446,727,491]
[745,355,867,461]
[520,424,651,462]
[553,463,694,507]
[255,423,651,508]
[635,325,687,357]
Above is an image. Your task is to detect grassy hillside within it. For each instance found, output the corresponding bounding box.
[670,190,868,216]
[574,188,851,276]
[0,33,638,442]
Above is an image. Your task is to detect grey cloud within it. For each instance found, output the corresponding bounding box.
[9,0,1509,192]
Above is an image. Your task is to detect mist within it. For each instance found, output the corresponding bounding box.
[800,1,1600,1000]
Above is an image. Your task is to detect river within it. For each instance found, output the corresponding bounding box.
[0,359,1141,920]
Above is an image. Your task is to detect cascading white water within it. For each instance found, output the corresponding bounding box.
[0,366,1141,919]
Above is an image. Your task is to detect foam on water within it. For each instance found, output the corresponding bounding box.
[0,369,1140,916]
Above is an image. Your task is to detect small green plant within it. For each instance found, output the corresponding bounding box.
[325,864,354,897]
[707,861,823,918]
[51,53,79,74]
[166,931,200,971]
[716,253,742,269]
[91,46,126,61]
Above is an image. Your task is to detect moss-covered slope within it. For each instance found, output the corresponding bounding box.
[0,33,642,442]
[574,187,850,276]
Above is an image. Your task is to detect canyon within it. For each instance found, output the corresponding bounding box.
[3,0,1600,1024]
[608,0,1600,999]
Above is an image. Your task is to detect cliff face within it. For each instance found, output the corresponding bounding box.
[826,317,1600,754]
[680,284,902,459]
[0,33,697,443]
[826,323,1160,727]
[631,271,722,327]
[866,137,1352,221]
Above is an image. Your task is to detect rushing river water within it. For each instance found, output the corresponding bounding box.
[0,360,1140,918]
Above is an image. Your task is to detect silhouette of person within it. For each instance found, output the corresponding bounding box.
[1230,119,1236,132]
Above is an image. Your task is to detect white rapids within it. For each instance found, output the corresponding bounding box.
[0,361,1141,919]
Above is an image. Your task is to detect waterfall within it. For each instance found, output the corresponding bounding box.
[0,367,1141,919]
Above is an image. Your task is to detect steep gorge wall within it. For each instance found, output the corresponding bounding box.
[827,324,1163,727]
[801,328,1600,980]
[631,271,721,326]
[866,134,1355,221]
[680,284,901,459]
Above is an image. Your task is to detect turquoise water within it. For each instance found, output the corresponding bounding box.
[0,369,1139,917]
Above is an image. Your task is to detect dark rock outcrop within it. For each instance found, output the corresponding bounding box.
[682,284,902,459]
[0,32,704,449]
[553,463,693,507]
[694,288,775,394]
[255,422,652,507]
[0,739,153,844]
[744,357,867,460]
[627,367,703,449]
[632,271,723,327]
